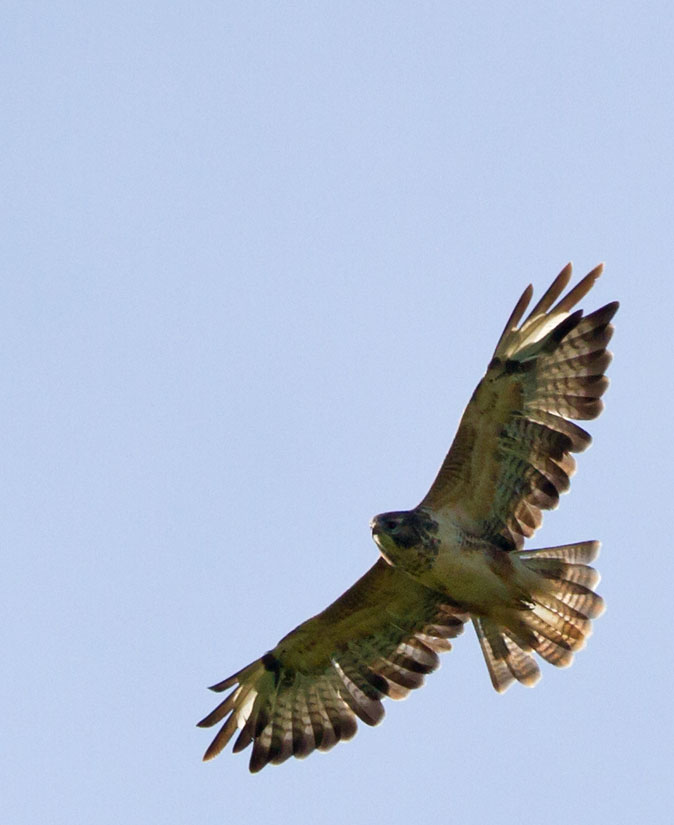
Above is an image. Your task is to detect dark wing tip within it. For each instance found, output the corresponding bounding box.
[208,676,237,692]
[603,299,620,318]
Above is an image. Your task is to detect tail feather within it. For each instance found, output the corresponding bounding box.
[527,632,574,668]
[502,632,541,684]
[533,590,592,635]
[517,540,599,564]
[474,616,540,692]
[475,540,604,692]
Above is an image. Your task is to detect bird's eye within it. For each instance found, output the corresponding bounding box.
[386,520,398,531]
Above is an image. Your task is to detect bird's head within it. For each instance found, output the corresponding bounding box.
[370,509,439,568]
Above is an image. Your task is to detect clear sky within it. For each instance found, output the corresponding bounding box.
[3,3,673,824]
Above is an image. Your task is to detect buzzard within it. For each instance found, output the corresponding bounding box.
[198,263,617,772]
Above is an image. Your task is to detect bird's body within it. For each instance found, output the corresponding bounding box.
[199,263,617,771]
[372,510,518,610]
[414,524,529,612]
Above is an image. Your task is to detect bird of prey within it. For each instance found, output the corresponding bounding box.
[198,263,617,773]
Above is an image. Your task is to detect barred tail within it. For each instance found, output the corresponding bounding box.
[474,541,604,693]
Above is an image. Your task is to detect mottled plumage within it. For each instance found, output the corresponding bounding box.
[198,263,617,771]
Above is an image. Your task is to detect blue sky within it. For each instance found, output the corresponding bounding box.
[3,3,673,823]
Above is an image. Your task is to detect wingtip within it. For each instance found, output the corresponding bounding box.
[558,261,603,279]
[202,735,222,760]
[493,283,534,354]
[208,673,238,692]
[582,262,604,287]
[553,263,606,313]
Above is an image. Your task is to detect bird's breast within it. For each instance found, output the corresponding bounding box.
[416,530,525,615]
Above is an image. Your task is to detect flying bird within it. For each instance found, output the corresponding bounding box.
[198,263,618,772]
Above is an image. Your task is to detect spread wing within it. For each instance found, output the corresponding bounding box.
[197,559,468,772]
[420,263,618,550]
